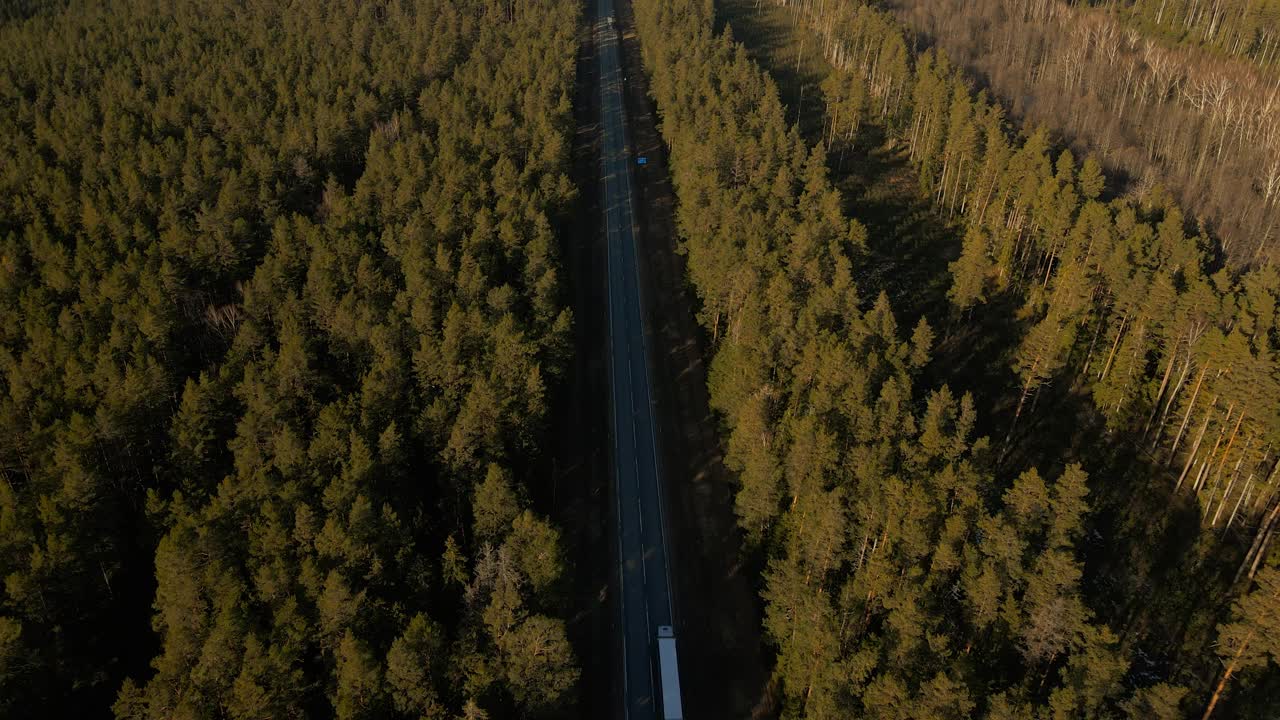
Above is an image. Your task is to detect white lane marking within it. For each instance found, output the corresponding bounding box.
[613,58,678,627]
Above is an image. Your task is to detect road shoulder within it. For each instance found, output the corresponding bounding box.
[612,0,776,715]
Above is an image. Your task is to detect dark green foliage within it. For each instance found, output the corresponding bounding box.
[1122,0,1280,66]
[0,0,579,716]
[635,0,1280,716]
[631,0,1134,715]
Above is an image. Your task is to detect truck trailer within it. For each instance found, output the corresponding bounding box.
[656,626,684,720]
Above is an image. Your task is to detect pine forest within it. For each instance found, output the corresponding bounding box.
[1,0,1278,718]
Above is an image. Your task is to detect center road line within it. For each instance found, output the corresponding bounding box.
[595,0,679,716]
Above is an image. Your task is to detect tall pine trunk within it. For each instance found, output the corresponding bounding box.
[1201,631,1252,720]
[1177,398,1217,491]
[1170,365,1209,460]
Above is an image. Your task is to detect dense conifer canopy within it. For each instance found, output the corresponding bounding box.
[0,0,579,716]
[2,0,1279,716]
[632,0,1280,715]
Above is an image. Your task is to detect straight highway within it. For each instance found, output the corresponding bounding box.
[595,0,677,717]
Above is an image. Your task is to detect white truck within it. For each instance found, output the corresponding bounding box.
[656,625,684,720]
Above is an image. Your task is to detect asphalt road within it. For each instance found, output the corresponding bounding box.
[595,0,677,717]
